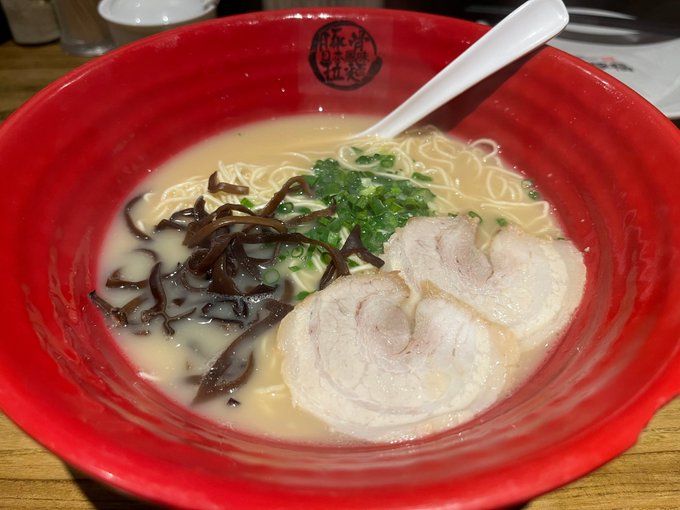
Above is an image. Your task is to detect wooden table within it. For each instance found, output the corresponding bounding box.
[1,40,679,509]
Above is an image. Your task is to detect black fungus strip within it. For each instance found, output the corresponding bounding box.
[124,195,151,241]
[201,284,275,323]
[105,269,148,290]
[185,232,244,275]
[177,265,211,292]
[207,254,243,296]
[280,279,295,304]
[169,206,196,220]
[184,216,287,248]
[285,201,337,226]
[140,262,196,335]
[242,231,349,277]
[184,374,203,385]
[212,202,256,218]
[119,294,148,320]
[139,263,168,327]
[89,292,147,327]
[227,240,266,279]
[318,226,384,289]
[89,291,129,326]
[94,170,391,407]
[240,283,277,301]
[155,218,187,232]
[340,225,385,268]
[318,265,340,292]
[193,196,208,222]
[208,171,249,195]
[231,298,248,318]
[192,299,293,404]
[193,352,254,404]
[181,203,254,248]
[201,300,249,324]
[258,176,312,218]
[190,202,254,230]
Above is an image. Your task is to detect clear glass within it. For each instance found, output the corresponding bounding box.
[0,0,60,45]
[52,0,114,56]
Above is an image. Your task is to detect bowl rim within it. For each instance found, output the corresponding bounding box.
[1,7,680,509]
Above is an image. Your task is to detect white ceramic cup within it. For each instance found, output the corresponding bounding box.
[97,0,218,46]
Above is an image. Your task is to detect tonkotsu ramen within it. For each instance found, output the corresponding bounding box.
[92,114,586,444]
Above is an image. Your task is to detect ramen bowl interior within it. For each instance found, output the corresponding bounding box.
[1,8,679,510]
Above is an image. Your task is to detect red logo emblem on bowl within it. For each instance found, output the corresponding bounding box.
[309,20,382,90]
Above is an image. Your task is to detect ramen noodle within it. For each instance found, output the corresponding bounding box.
[93,114,584,443]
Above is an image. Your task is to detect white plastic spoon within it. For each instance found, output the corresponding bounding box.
[356,0,569,139]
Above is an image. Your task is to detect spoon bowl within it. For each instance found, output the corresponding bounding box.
[357,0,569,138]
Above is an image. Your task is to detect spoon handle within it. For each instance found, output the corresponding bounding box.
[356,0,569,139]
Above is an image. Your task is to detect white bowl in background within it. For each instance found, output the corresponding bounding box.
[98,0,217,46]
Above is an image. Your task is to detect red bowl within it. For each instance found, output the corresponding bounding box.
[1,8,679,509]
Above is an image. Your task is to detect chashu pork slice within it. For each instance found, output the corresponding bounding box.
[277,271,518,443]
[384,215,586,351]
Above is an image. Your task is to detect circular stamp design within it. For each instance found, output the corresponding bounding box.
[309,20,382,90]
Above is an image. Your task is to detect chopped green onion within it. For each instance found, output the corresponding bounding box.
[412,172,433,182]
[326,217,343,232]
[327,232,341,247]
[240,197,255,208]
[379,155,395,168]
[277,201,294,214]
[496,217,508,227]
[304,157,436,253]
[468,210,483,222]
[369,197,386,214]
[355,153,395,169]
[355,154,374,165]
[262,268,280,284]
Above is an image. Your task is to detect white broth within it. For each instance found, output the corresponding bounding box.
[96,114,569,443]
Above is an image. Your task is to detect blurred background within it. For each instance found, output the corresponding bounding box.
[1,0,679,121]
[1,1,679,43]
[219,1,680,22]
